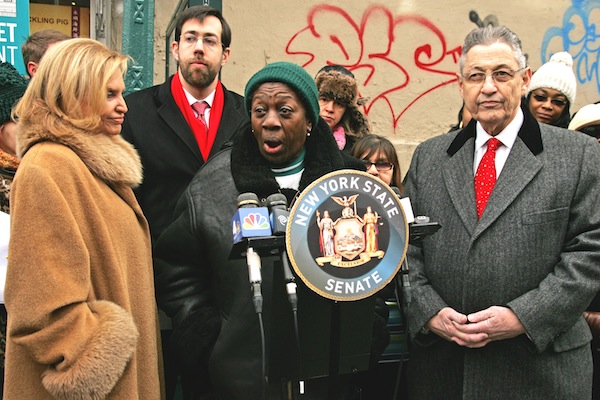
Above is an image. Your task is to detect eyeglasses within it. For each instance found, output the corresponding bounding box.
[180,33,223,50]
[532,94,567,107]
[462,67,526,85]
[362,160,394,171]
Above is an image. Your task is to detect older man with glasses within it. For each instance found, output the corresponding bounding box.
[403,25,600,399]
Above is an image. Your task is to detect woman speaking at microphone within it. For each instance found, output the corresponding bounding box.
[154,62,390,399]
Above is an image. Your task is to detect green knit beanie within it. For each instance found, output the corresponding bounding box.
[244,62,319,126]
[0,62,28,123]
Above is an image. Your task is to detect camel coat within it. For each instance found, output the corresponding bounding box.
[4,117,163,399]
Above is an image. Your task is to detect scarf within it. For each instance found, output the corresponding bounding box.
[171,72,224,161]
[332,124,347,150]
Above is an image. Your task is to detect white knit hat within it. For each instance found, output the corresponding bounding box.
[527,52,577,105]
[568,103,600,131]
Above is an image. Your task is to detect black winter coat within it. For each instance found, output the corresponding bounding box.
[121,77,247,242]
[154,118,389,399]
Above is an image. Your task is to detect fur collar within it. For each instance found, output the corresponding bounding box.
[17,118,143,188]
[230,117,363,200]
[0,148,18,172]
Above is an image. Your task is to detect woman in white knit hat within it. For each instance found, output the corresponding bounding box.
[526,51,576,128]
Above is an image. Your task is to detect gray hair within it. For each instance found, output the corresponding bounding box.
[458,25,527,73]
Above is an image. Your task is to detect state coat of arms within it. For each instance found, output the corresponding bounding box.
[286,170,408,301]
[315,195,385,267]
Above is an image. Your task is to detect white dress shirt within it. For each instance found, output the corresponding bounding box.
[473,107,524,178]
[183,88,216,129]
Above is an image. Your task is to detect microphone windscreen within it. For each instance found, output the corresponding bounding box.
[237,192,260,208]
[266,193,288,210]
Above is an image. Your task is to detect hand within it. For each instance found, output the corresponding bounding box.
[426,307,488,348]
[584,311,600,339]
[454,306,526,347]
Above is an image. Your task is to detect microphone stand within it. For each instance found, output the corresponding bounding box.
[327,301,342,399]
[391,217,441,400]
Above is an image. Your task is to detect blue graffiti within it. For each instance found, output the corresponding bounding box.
[541,0,600,93]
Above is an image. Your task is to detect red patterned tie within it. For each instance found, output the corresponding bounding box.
[191,101,209,128]
[475,138,501,219]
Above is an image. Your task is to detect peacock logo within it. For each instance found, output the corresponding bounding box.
[243,213,270,230]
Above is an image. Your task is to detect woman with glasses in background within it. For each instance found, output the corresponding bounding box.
[525,52,576,128]
[351,134,407,399]
[351,134,403,190]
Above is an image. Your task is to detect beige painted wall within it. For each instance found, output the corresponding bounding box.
[151,0,600,176]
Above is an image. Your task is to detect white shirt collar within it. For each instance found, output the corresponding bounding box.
[475,107,524,151]
[183,87,216,107]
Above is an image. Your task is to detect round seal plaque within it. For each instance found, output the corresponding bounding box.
[286,170,408,301]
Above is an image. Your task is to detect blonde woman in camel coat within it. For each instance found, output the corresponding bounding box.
[4,39,164,399]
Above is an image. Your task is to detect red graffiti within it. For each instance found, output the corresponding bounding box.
[286,4,462,133]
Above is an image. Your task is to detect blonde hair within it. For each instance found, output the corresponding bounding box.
[14,38,129,136]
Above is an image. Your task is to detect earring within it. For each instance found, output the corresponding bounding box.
[252,129,255,133]
[307,131,311,137]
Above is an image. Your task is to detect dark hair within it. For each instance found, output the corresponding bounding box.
[22,30,70,75]
[174,6,231,48]
[350,135,403,191]
[316,65,355,79]
[525,92,571,128]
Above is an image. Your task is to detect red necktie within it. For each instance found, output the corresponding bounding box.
[191,101,209,128]
[475,138,501,219]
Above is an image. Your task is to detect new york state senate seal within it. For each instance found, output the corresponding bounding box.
[286,170,408,301]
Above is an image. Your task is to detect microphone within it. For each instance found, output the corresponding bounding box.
[230,193,284,260]
[266,194,298,311]
[390,187,413,307]
[246,247,263,313]
[389,187,441,309]
[266,193,288,235]
[390,187,440,243]
[232,193,271,313]
[391,187,415,224]
[232,193,272,244]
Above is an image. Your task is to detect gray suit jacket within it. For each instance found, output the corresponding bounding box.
[403,107,600,399]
